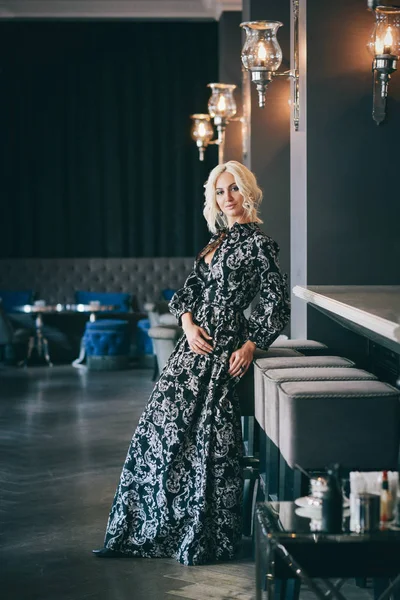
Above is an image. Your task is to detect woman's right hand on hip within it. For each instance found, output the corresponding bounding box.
[183,323,213,356]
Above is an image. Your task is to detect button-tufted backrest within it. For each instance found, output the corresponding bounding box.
[0,258,194,310]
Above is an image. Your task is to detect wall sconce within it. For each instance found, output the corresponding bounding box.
[240,20,283,108]
[240,0,300,130]
[190,83,238,163]
[367,5,400,125]
[190,114,214,161]
[367,0,380,10]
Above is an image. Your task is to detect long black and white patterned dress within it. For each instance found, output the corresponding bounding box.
[103,222,290,566]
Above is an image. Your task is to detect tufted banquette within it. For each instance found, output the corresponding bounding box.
[0,258,194,310]
[0,258,194,363]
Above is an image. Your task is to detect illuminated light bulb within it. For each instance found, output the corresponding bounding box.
[198,122,206,138]
[217,95,227,113]
[257,42,267,65]
[384,27,393,53]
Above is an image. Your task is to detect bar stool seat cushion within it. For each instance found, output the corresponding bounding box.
[270,338,328,353]
[246,349,304,420]
[254,355,355,431]
[266,367,377,382]
[255,355,355,372]
[279,380,400,470]
[253,348,304,360]
[263,367,377,444]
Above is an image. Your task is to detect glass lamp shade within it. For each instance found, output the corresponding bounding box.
[190,114,214,144]
[240,20,283,72]
[367,6,400,58]
[207,83,237,120]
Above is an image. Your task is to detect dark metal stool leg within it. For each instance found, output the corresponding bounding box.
[279,458,294,501]
[268,441,280,501]
[278,461,307,501]
[284,578,301,600]
[374,578,390,600]
[274,579,287,600]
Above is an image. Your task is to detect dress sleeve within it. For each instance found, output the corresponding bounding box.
[247,236,290,350]
[168,267,203,326]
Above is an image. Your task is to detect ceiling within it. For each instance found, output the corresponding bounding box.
[0,0,242,20]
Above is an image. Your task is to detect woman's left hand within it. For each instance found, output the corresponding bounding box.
[228,340,256,378]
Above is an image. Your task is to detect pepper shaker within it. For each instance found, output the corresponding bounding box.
[321,465,343,533]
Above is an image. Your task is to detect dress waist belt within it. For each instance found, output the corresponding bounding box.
[200,300,246,314]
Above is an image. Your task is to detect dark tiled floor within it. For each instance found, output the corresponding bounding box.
[0,366,255,600]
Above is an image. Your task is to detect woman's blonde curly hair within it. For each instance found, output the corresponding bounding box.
[203,161,263,233]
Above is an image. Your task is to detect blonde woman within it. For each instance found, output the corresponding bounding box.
[94,161,290,566]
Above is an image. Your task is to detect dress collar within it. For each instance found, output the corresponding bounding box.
[219,221,259,235]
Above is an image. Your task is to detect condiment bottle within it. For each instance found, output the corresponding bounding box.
[321,465,343,533]
[380,470,394,523]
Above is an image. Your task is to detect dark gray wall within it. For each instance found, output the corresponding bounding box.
[218,11,243,163]
[305,0,400,347]
[307,0,400,286]
[219,0,400,346]
[241,0,291,279]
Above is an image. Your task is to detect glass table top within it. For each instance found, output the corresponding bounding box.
[257,501,400,543]
[15,303,121,313]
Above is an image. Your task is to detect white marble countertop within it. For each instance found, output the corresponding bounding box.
[293,285,400,348]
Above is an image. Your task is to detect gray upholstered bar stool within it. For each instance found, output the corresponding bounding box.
[238,348,304,457]
[237,348,304,536]
[278,379,400,500]
[264,367,378,500]
[270,338,328,355]
[254,355,356,501]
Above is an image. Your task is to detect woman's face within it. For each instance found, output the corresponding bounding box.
[215,171,245,224]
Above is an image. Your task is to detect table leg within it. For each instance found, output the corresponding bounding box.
[20,335,35,367]
[20,312,53,367]
[72,336,86,368]
[72,313,96,367]
[42,336,53,367]
[256,512,269,600]
[36,313,52,366]
[274,543,327,600]
[374,575,400,600]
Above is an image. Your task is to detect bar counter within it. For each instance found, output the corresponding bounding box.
[293,285,400,353]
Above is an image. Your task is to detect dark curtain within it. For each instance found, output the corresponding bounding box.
[0,21,218,258]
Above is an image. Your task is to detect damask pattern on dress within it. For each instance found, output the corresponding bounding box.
[103,222,290,566]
